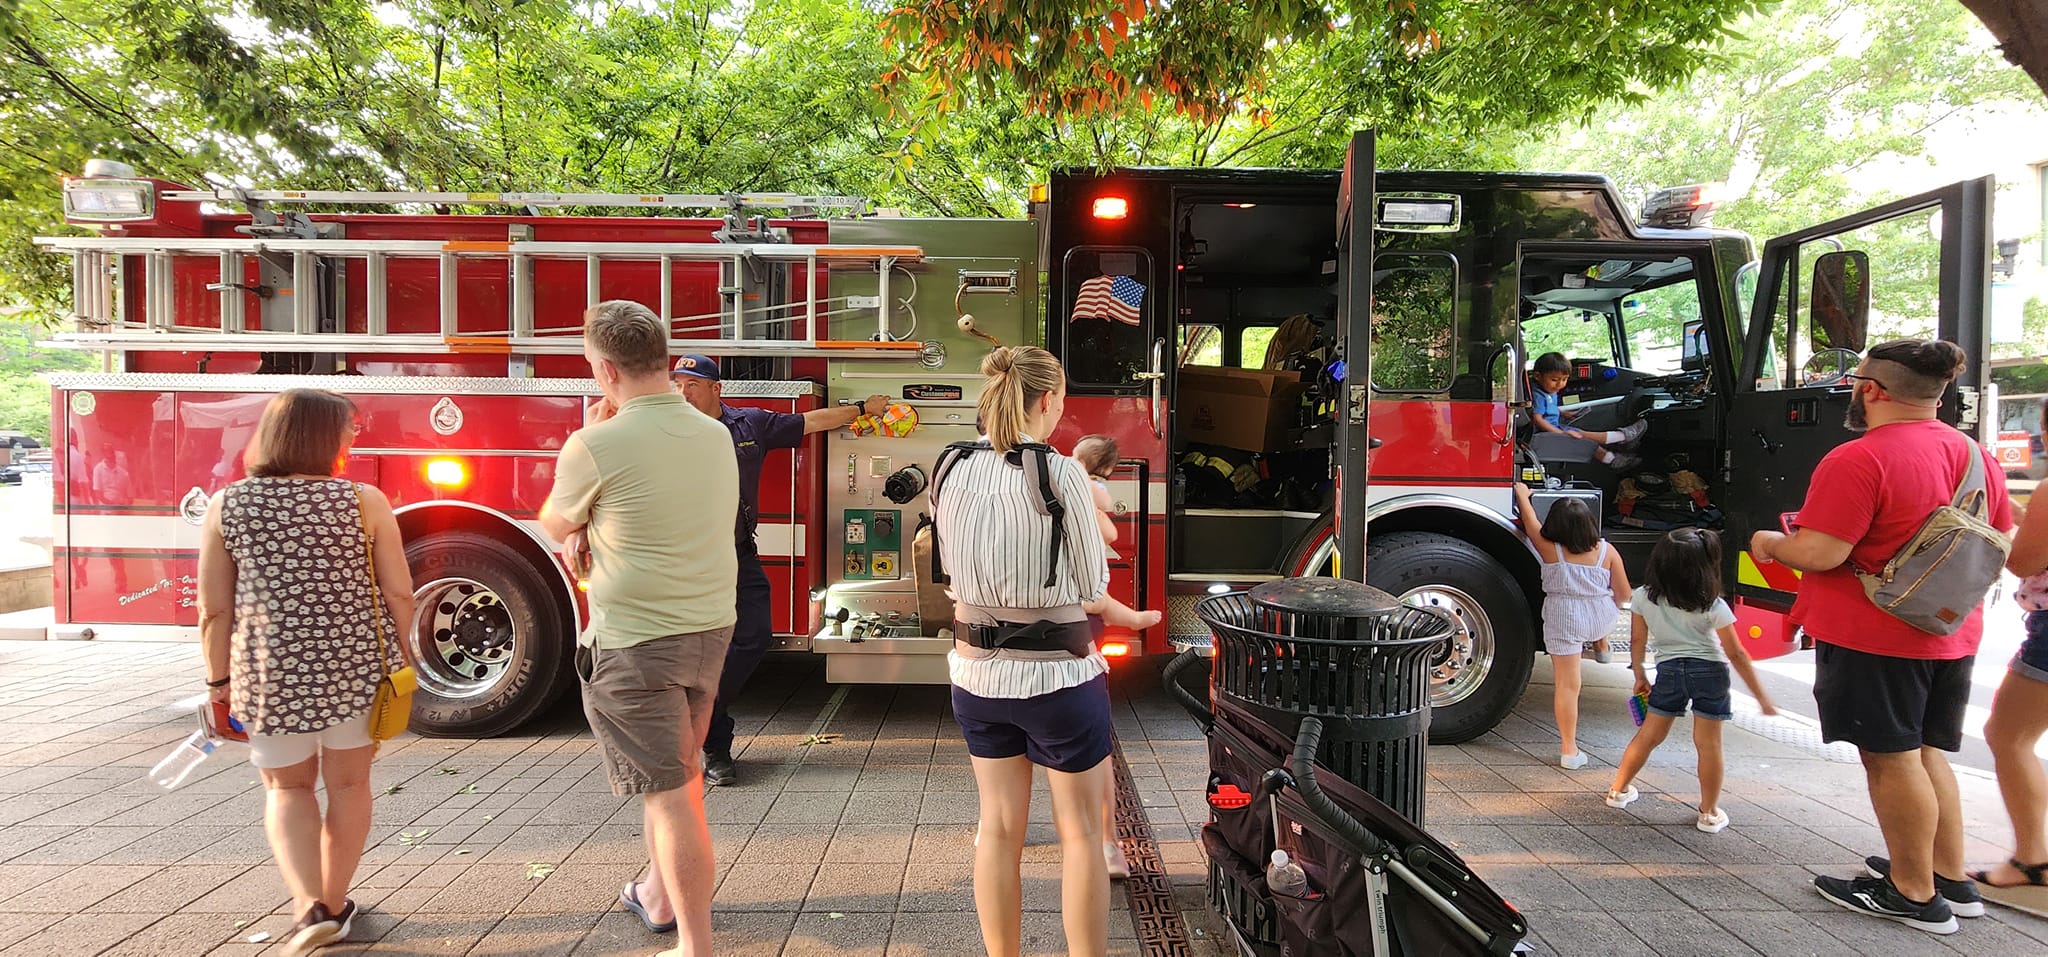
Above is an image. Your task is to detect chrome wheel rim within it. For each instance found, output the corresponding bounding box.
[1399,585,1493,709]
[410,577,516,699]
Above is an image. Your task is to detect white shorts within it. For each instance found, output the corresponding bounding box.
[247,710,374,769]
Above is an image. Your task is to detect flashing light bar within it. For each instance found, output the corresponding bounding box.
[1640,183,1726,229]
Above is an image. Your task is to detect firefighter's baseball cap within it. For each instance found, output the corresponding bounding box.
[670,354,721,381]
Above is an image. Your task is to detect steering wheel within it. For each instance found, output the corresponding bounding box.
[1803,347,1863,386]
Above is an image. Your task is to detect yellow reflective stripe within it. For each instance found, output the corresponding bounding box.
[1738,552,1769,589]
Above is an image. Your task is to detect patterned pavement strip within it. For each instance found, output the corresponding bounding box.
[2,639,2046,956]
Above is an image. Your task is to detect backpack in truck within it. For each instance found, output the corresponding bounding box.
[1857,438,2011,636]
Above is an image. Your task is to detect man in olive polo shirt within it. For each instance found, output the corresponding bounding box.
[540,299,738,956]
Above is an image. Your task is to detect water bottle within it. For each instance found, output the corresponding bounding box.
[148,707,230,790]
[1266,849,1310,898]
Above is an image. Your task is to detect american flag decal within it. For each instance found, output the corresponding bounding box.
[1073,274,1145,326]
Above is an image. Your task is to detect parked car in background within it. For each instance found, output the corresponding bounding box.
[0,452,53,484]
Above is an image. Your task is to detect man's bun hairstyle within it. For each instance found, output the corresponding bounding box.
[1865,338,1966,402]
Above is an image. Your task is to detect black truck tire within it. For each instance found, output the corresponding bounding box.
[1282,523,1536,745]
[403,531,574,737]
[1364,531,1535,745]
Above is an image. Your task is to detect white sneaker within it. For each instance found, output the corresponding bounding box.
[1105,840,1129,880]
[1604,785,1639,808]
[1559,752,1588,770]
[1696,808,1730,833]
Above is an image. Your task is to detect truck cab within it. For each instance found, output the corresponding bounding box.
[1024,158,1994,743]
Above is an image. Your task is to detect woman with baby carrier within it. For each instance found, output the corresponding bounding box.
[928,345,1114,957]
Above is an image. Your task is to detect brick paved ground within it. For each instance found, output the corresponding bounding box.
[2,638,2047,956]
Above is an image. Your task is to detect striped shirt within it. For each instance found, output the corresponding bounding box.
[934,435,1110,698]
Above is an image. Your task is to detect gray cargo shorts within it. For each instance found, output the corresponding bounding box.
[577,627,733,796]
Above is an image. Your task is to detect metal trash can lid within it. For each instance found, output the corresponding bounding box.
[1248,578,1402,619]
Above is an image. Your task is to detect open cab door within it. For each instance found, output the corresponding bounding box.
[1724,177,1994,657]
[1334,130,1376,577]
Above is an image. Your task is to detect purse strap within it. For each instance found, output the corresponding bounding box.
[353,482,390,681]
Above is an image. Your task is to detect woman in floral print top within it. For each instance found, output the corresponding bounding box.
[198,388,415,955]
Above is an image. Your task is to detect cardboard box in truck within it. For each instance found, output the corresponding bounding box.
[1177,366,1308,453]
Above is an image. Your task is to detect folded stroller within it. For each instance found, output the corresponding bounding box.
[1167,654,1530,957]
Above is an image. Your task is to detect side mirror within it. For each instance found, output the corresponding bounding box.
[1810,250,1870,354]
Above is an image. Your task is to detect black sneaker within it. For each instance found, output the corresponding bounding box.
[1815,874,1958,935]
[703,750,737,787]
[1863,855,1985,917]
[281,901,341,957]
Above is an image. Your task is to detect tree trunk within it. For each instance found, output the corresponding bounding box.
[1959,0,2048,98]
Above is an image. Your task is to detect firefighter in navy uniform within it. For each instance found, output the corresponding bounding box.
[671,354,888,786]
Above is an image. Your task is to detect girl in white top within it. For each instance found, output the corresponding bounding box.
[1603,528,1776,833]
[1513,482,1630,769]
[933,346,1116,957]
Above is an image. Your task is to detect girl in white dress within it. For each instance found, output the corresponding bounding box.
[1513,482,1630,769]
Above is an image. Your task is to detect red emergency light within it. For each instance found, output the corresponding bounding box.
[1092,196,1129,221]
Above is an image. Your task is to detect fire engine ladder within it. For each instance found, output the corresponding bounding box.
[36,189,927,361]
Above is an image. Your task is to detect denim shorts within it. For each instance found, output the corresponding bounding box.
[1647,657,1732,721]
[2018,611,2048,684]
[951,674,1112,774]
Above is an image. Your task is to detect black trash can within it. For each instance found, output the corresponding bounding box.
[1197,577,1453,826]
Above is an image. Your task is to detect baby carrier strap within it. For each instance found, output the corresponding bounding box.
[926,439,1068,589]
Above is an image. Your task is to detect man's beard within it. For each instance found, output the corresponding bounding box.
[1845,389,1869,432]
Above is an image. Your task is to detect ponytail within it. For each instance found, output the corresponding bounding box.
[977,346,1064,453]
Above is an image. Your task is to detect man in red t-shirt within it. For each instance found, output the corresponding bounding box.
[1751,338,2011,936]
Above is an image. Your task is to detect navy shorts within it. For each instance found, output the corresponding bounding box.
[2017,611,2048,684]
[1647,657,1732,721]
[951,675,1112,774]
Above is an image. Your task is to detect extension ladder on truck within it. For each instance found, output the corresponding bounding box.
[37,188,930,362]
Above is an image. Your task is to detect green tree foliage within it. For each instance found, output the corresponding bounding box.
[0,313,91,440]
[1515,0,2039,370]
[879,1,1767,138]
[0,0,1001,310]
[0,0,1796,318]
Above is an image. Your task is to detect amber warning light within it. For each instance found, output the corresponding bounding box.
[1092,196,1129,220]
[424,458,469,489]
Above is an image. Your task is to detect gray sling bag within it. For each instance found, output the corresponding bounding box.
[1856,438,2011,636]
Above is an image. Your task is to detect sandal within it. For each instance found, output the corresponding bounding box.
[620,881,678,933]
[1968,858,2048,889]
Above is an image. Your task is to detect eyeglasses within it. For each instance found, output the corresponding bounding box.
[1842,373,1890,392]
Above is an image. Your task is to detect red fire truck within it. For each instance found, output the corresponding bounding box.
[36,133,1994,742]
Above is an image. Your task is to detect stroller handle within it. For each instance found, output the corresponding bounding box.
[1290,717,1385,855]
[1162,649,1214,731]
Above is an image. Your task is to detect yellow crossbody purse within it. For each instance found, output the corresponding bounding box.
[356,484,416,740]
